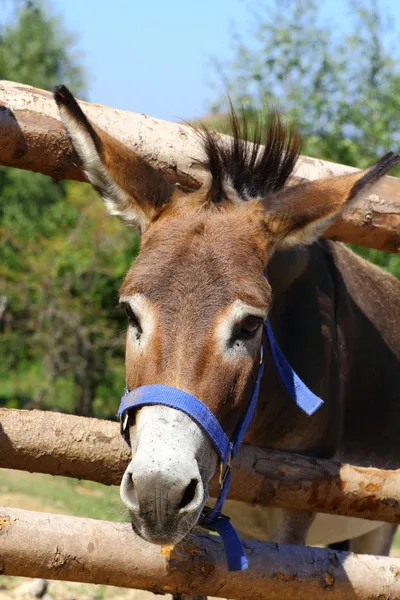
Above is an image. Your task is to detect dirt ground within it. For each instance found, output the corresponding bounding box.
[0,577,171,600]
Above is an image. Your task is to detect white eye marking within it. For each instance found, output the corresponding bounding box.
[120,294,156,350]
[215,300,267,357]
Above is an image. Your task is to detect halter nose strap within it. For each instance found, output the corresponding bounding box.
[118,321,323,571]
[118,384,233,460]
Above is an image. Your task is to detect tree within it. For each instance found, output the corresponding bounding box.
[212,0,400,273]
[0,0,85,253]
[0,2,136,417]
[0,0,84,192]
[0,0,84,92]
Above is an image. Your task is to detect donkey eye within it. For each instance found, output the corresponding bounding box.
[120,302,142,332]
[235,315,263,340]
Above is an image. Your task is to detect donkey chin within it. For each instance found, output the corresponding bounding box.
[126,506,204,546]
[119,405,218,546]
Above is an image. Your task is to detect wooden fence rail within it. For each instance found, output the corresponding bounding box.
[1,408,400,524]
[1,506,400,600]
[1,80,400,252]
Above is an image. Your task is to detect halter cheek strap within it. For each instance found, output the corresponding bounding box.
[118,322,323,571]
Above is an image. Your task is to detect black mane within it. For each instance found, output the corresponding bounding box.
[199,106,301,203]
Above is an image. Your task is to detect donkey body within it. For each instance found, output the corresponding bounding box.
[222,240,400,552]
[54,85,400,557]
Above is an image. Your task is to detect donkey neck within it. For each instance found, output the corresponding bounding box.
[245,242,342,458]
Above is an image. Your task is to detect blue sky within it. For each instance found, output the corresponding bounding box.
[27,0,400,121]
[51,0,249,121]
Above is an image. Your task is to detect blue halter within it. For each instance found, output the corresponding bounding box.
[118,321,323,571]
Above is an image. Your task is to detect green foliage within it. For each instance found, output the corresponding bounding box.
[1,178,137,418]
[212,0,400,276]
[214,0,400,165]
[0,0,84,93]
[0,2,139,417]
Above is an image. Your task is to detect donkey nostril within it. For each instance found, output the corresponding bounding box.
[120,470,140,513]
[178,478,199,510]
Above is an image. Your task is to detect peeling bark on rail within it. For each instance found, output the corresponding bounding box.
[1,408,400,524]
[1,80,400,252]
[1,507,400,600]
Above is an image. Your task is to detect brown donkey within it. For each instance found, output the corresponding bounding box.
[55,86,400,558]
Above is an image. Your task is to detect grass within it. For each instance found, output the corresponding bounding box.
[0,468,124,521]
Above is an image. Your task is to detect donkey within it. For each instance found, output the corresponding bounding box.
[54,86,400,560]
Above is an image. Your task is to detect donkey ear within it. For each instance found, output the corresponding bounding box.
[267,152,400,249]
[54,85,172,232]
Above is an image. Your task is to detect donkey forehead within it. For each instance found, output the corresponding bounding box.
[120,208,272,311]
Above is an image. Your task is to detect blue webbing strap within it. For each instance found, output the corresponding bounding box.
[230,345,264,459]
[200,343,265,571]
[201,501,249,572]
[118,384,247,571]
[118,321,323,572]
[265,322,324,416]
[118,385,233,462]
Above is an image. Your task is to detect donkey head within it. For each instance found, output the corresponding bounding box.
[55,86,399,545]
